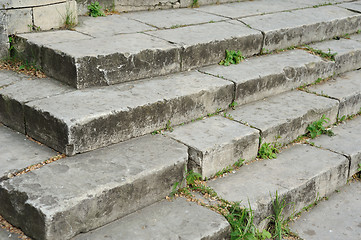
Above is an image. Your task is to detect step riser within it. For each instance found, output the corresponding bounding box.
[0,135,187,240]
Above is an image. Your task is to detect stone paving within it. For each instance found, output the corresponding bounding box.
[1,0,361,239]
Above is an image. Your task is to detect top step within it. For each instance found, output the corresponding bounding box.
[13,1,361,89]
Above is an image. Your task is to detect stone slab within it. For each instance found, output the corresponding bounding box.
[242,6,361,51]
[33,1,78,31]
[0,8,32,33]
[148,20,263,71]
[166,116,259,178]
[201,49,334,105]
[196,0,309,19]
[290,180,361,240]
[208,144,349,226]
[20,71,233,155]
[230,90,339,145]
[308,38,361,74]
[75,15,155,38]
[314,116,361,176]
[0,134,187,240]
[0,78,73,134]
[0,70,30,88]
[308,70,361,117]
[339,1,361,13]
[127,8,226,29]
[0,125,57,181]
[15,32,181,88]
[73,198,231,240]
[1,0,64,9]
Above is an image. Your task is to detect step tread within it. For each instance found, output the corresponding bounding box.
[289,180,361,240]
[314,116,361,176]
[73,198,230,240]
[208,144,348,224]
[0,134,187,240]
[0,125,56,181]
[230,90,339,144]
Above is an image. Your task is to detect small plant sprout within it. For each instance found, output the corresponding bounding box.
[307,115,334,139]
[219,50,245,66]
[258,142,280,159]
[191,0,199,8]
[229,101,238,110]
[270,191,291,240]
[165,120,173,132]
[88,1,105,17]
[186,170,202,185]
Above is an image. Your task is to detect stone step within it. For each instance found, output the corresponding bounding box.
[289,180,361,240]
[0,70,233,155]
[208,144,349,227]
[0,134,188,240]
[12,3,361,89]
[228,90,339,145]
[73,198,230,240]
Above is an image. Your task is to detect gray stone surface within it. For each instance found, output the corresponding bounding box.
[201,49,334,105]
[1,0,64,9]
[290,180,361,240]
[0,78,73,134]
[19,71,233,155]
[73,198,231,240]
[15,33,181,88]
[308,38,361,74]
[166,116,259,178]
[0,125,56,181]
[242,6,361,51]
[208,144,349,226]
[308,70,361,117]
[0,134,187,240]
[314,116,361,176]
[339,1,361,13]
[75,15,155,37]
[0,228,21,240]
[196,0,309,19]
[230,90,339,145]
[0,8,32,33]
[148,20,263,71]
[127,8,226,29]
[0,70,29,88]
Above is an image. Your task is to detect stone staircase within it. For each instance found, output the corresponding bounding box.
[1,0,361,239]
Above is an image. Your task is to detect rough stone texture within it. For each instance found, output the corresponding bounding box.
[127,8,226,29]
[148,20,263,71]
[0,228,21,240]
[15,33,181,89]
[0,0,64,9]
[0,125,57,181]
[208,144,349,226]
[242,6,361,51]
[33,1,78,31]
[0,134,187,240]
[74,198,231,240]
[0,8,32,33]
[308,38,361,74]
[308,70,361,117]
[166,116,259,178]
[196,0,310,19]
[201,50,335,105]
[229,90,339,145]
[290,181,361,240]
[0,78,73,134]
[314,116,361,176]
[20,71,233,155]
[0,70,29,88]
[339,0,361,13]
[75,15,155,38]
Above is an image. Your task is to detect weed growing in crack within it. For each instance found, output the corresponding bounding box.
[270,192,290,240]
[229,101,238,110]
[191,0,199,8]
[307,115,334,139]
[88,1,105,17]
[303,45,337,61]
[258,142,280,159]
[219,50,245,66]
[214,158,244,178]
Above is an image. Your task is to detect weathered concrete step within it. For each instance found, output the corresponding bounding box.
[308,36,361,74]
[313,116,361,177]
[242,5,361,52]
[0,124,57,181]
[307,70,361,118]
[229,90,339,145]
[0,71,233,155]
[166,116,260,178]
[72,197,230,240]
[200,49,334,106]
[13,4,361,89]
[0,134,187,240]
[208,144,349,227]
[289,180,361,240]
